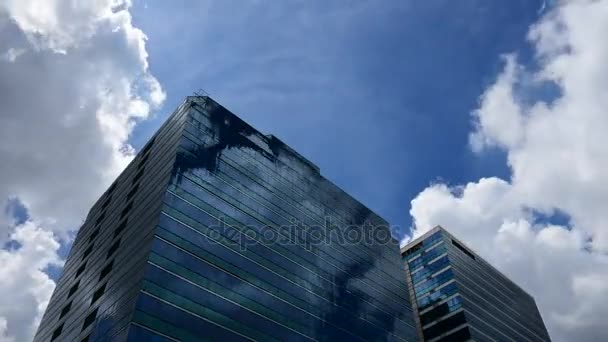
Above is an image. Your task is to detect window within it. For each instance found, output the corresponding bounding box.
[423,311,467,340]
[436,326,471,342]
[94,211,106,226]
[113,219,128,239]
[415,269,454,298]
[106,239,120,259]
[418,282,459,310]
[91,283,106,305]
[420,296,463,325]
[51,323,64,341]
[82,244,93,260]
[101,196,112,210]
[99,260,114,281]
[81,334,91,342]
[137,153,149,169]
[404,242,423,258]
[120,202,133,219]
[88,228,100,243]
[131,168,144,185]
[452,239,476,260]
[411,255,450,285]
[126,184,139,201]
[409,243,446,271]
[405,231,444,260]
[75,262,86,278]
[82,308,98,330]
[59,301,72,319]
[68,281,79,298]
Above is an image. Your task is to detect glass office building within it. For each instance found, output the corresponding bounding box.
[401,226,551,342]
[34,96,419,341]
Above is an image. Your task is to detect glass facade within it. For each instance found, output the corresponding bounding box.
[401,227,551,342]
[34,96,418,341]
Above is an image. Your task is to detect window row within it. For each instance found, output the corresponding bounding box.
[422,311,467,341]
[418,282,459,310]
[411,255,450,285]
[420,295,463,326]
[152,226,413,337]
[408,243,446,272]
[171,172,404,296]
[404,231,444,261]
[415,269,455,299]
[161,191,406,311]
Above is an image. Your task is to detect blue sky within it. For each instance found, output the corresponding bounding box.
[130,0,542,239]
[2,0,548,282]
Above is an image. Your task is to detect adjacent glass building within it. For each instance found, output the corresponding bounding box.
[401,226,551,342]
[34,96,419,341]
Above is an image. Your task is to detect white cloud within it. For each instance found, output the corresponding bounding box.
[469,55,525,153]
[0,317,14,342]
[410,1,608,341]
[0,47,24,62]
[0,0,164,341]
[0,221,61,342]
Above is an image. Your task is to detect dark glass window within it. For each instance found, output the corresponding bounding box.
[412,255,450,285]
[51,323,64,341]
[82,244,93,260]
[126,184,139,201]
[101,196,112,210]
[81,334,90,342]
[452,239,476,260]
[138,153,149,169]
[91,283,106,305]
[68,281,79,298]
[94,212,106,226]
[75,262,86,278]
[132,169,144,185]
[409,243,447,270]
[420,296,462,325]
[108,182,116,194]
[415,268,454,297]
[403,242,423,258]
[113,219,128,238]
[436,326,471,342]
[418,282,459,310]
[120,202,133,219]
[82,308,98,330]
[405,231,444,261]
[59,301,72,319]
[106,239,120,259]
[423,311,467,340]
[99,260,114,281]
[88,228,100,243]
